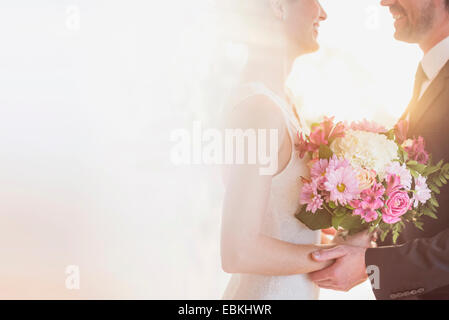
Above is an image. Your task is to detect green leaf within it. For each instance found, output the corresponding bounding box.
[319,144,333,160]
[407,160,418,166]
[430,196,439,208]
[428,202,438,213]
[339,214,367,235]
[424,166,440,176]
[409,163,426,174]
[295,206,332,230]
[334,207,347,217]
[424,210,438,219]
[429,184,440,194]
[392,231,400,244]
[368,225,378,233]
[401,148,409,162]
[332,215,345,230]
[433,176,443,187]
[328,201,337,209]
[414,221,424,231]
[385,129,395,141]
[380,229,390,242]
[423,209,438,219]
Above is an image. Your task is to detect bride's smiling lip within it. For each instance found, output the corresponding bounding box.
[313,23,320,36]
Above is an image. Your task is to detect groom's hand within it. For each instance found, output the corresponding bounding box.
[309,245,368,291]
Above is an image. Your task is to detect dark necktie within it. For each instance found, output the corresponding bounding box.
[400,63,428,121]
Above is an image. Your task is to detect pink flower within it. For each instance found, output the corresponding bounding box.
[394,119,409,144]
[309,125,329,147]
[310,158,329,190]
[351,182,385,223]
[297,117,346,159]
[360,182,385,208]
[356,168,377,191]
[324,166,359,205]
[403,136,429,164]
[349,119,387,133]
[328,155,351,172]
[385,162,412,190]
[352,201,379,223]
[382,180,411,224]
[327,118,347,142]
[297,132,314,159]
[385,174,402,195]
[311,158,329,178]
[300,180,323,213]
[413,175,431,207]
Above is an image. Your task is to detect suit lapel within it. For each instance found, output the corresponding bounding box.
[410,61,449,129]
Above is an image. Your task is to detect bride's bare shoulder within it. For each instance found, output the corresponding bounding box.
[225,94,286,131]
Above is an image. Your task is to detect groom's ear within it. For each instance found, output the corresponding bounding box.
[270,0,285,21]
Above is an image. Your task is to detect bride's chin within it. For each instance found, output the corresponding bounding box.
[302,42,320,55]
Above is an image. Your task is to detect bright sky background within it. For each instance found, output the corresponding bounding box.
[0,0,423,299]
[289,0,422,127]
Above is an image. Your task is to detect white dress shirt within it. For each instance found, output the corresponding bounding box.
[419,35,449,99]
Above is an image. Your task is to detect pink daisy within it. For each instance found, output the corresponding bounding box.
[311,158,329,178]
[324,166,359,205]
[300,180,323,213]
[327,155,350,172]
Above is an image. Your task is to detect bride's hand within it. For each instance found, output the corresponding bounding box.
[333,229,377,248]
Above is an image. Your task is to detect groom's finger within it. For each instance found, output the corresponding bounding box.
[308,266,335,282]
[312,245,348,261]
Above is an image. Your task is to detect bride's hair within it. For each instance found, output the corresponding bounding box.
[219,0,283,47]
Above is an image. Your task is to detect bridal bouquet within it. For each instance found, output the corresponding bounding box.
[295,117,449,243]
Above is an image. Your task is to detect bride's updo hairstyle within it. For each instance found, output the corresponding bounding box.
[218,0,284,48]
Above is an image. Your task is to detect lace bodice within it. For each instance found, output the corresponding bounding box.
[222,83,321,300]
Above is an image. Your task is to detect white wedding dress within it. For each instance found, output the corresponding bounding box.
[222,83,321,300]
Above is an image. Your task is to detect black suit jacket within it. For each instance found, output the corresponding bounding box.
[365,60,449,300]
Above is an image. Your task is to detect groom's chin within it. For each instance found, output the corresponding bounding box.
[393,31,416,44]
[393,26,417,44]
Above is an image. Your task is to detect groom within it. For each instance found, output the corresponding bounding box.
[310,0,449,299]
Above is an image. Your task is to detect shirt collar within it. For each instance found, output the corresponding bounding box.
[421,35,449,81]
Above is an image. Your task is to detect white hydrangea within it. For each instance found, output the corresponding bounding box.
[330,130,398,178]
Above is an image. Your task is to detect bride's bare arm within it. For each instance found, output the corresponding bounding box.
[220,97,333,276]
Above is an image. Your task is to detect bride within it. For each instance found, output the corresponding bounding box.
[220,0,369,300]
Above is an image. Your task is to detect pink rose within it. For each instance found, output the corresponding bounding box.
[382,189,411,224]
